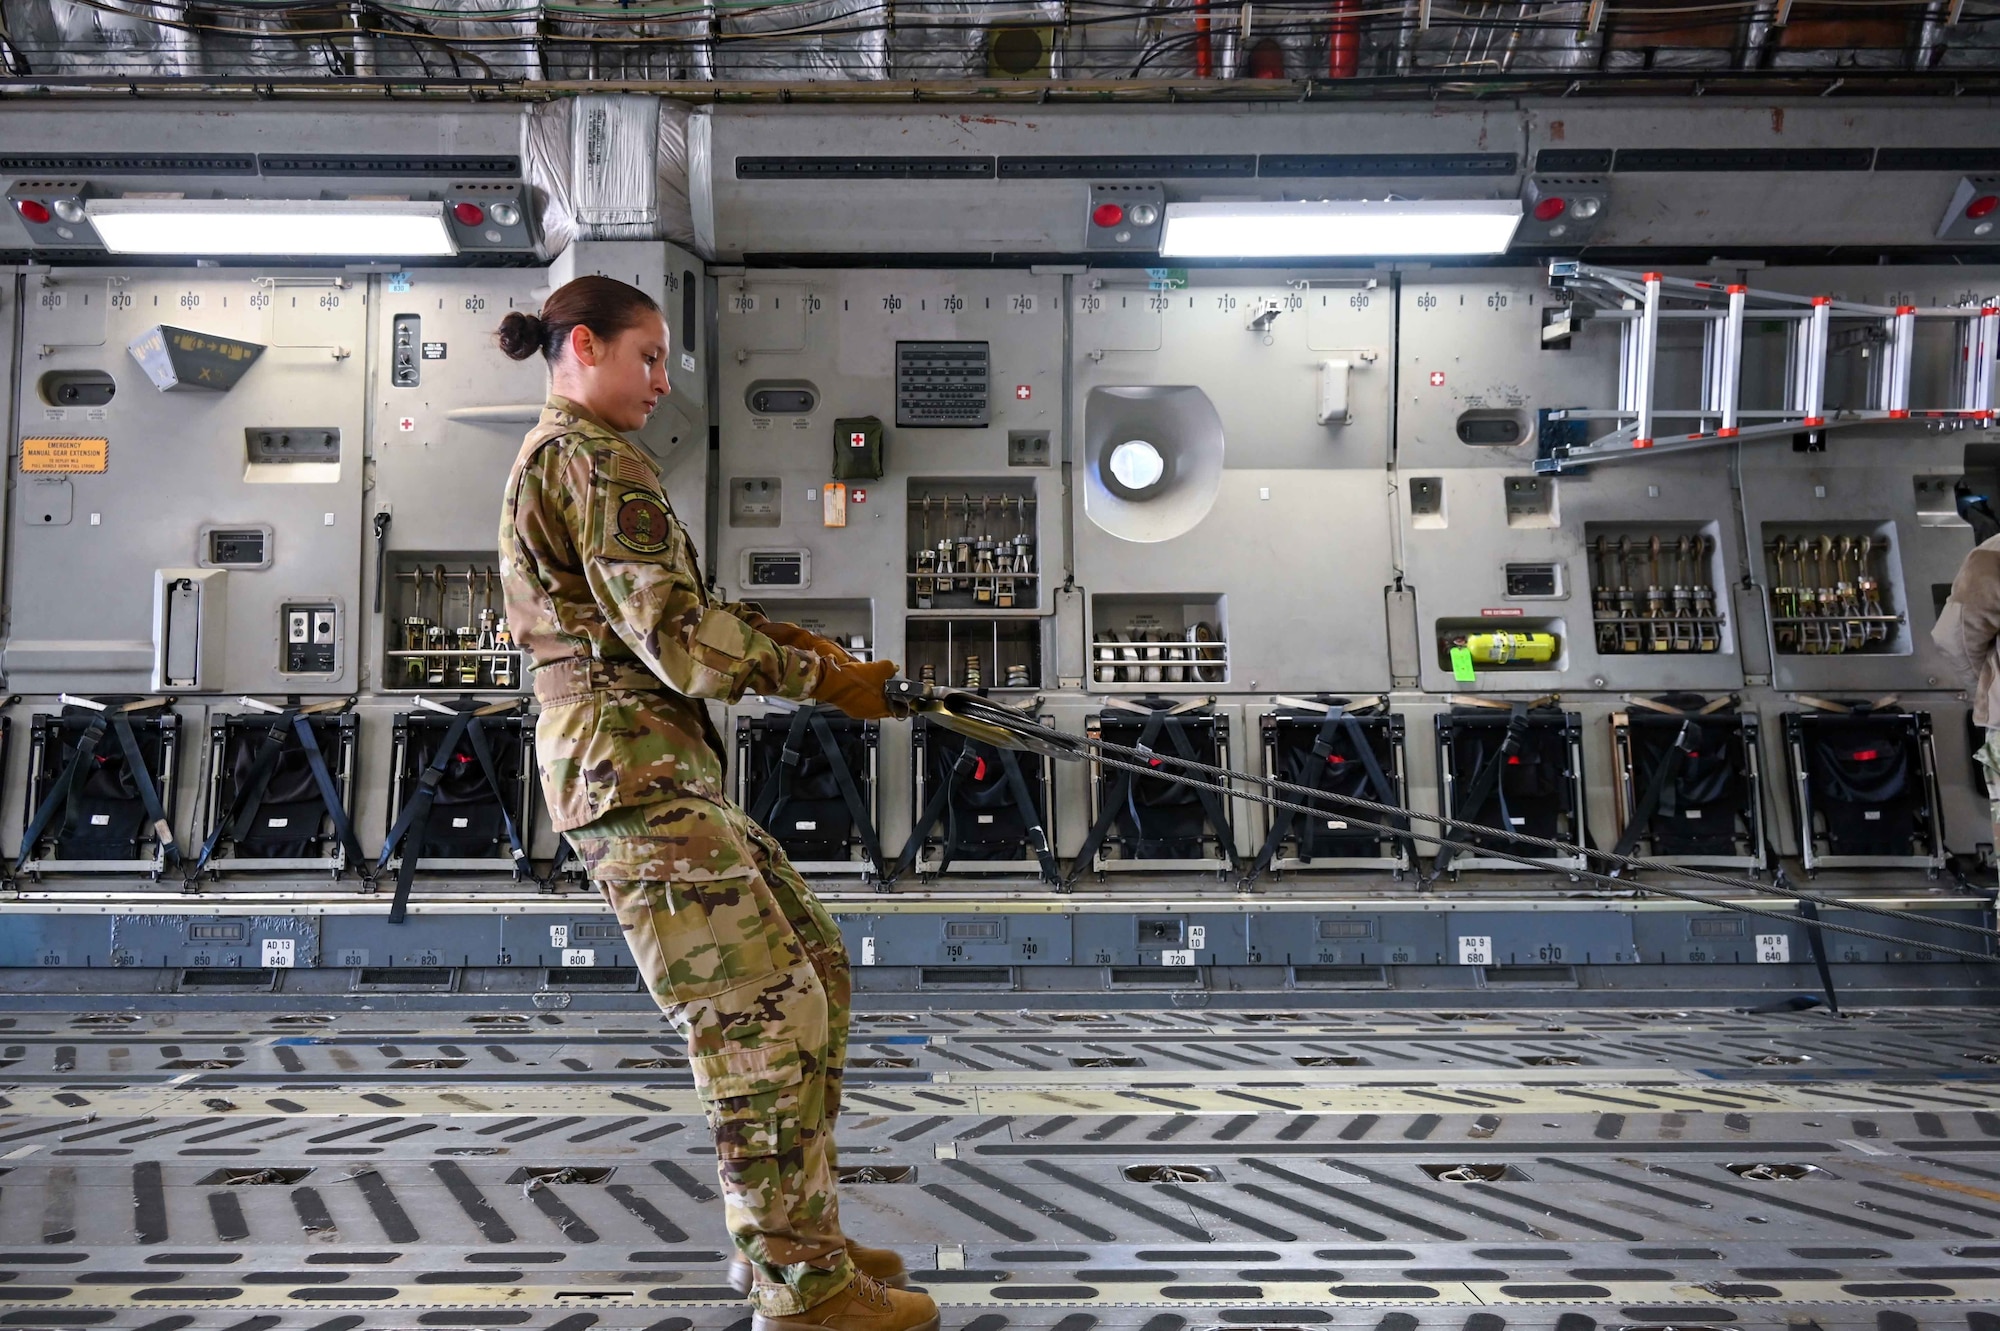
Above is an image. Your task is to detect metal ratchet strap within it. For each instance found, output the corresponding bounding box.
[749,705,818,830]
[1608,716,1701,875]
[1156,711,1238,874]
[1066,706,1172,888]
[887,731,979,884]
[371,511,392,613]
[1337,712,1414,867]
[18,714,107,863]
[1794,889,1842,1015]
[806,710,888,879]
[110,711,179,867]
[1434,701,1531,875]
[185,708,300,881]
[379,709,473,924]
[463,714,529,879]
[1795,692,1899,716]
[995,745,1060,885]
[545,836,576,886]
[293,713,371,883]
[1246,703,1348,883]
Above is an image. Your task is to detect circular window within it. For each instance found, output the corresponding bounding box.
[1108,439,1166,491]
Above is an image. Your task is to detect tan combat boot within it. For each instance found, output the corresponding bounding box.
[749,1271,939,1331]
[729,1242,909,1296]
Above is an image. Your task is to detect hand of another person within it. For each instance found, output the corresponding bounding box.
[813,657,906,720]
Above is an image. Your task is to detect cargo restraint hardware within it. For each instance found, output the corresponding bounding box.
[1537,262,2000,473]
[884,678,2000,1008]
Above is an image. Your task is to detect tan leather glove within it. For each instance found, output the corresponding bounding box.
[760,619,857,665]
[813,657,905,720]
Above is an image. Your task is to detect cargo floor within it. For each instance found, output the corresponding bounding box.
[2,1003,1999,1331]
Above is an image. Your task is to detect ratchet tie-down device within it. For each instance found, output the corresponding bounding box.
[884,678,2000,1013]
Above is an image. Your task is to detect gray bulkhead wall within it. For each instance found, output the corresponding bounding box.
[0,254,1994,897]
[0,244,710,873]
[709,263,1998,878]
[0,251,1992,975]
[1391,266,1991,864]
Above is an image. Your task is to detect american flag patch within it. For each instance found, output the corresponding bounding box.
[609,448,658,486]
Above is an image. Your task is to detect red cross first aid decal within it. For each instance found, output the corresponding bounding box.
[1015,384,1032,400]
[1429,372,1447,387]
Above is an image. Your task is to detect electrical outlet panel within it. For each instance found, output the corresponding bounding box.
[283,602,339,674]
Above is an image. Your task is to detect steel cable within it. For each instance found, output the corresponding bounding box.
[1070,742,2000,965]
[940,701,2000,949]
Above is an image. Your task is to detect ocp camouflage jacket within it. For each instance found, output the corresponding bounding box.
[499,395,823,831]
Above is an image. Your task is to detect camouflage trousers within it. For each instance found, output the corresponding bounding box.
[569,795,854,1317]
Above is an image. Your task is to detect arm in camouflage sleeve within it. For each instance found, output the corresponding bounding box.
[566,443,824,704]
[718,599,858,664]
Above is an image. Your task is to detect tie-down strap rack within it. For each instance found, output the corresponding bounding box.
[888,680,2000,968]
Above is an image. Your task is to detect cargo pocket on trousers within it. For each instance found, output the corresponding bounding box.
[606,875,802,1007]
[694,1038,805,1159]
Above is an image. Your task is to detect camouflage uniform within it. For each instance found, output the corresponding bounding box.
[499,396,855,1316]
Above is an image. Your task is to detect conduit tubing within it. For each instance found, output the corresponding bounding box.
[1328,0,1358,77]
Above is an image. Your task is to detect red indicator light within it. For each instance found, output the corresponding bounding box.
[1851,749,1880,761]
[1969,194,2000,220]
[973,756,988,781]
[1091,202,1124,229]
[15,198,50,225]
[1533,196,1566,222]
[452,201,486,226]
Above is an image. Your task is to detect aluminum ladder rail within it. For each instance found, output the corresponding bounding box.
[1536,261,2000,473]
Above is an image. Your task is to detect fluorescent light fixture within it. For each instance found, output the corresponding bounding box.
[85,198,457,257]
[1159,199,1523,258]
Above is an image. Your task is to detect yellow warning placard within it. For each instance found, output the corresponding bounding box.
[21,436,108,474]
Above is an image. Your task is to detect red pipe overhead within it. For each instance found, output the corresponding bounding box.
[1328,0,1359,77]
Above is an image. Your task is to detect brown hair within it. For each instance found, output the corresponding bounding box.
[496,274,663,362]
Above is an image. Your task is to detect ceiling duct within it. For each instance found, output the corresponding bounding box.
[523,97,700,256]
[715,0,887,80]
[574,94,661,240]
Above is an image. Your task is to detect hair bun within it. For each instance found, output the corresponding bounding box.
[496,309,547,361]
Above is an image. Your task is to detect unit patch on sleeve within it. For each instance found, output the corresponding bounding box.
[614,490,673,555]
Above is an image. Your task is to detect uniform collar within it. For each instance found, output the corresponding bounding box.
[544,393,626,438]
